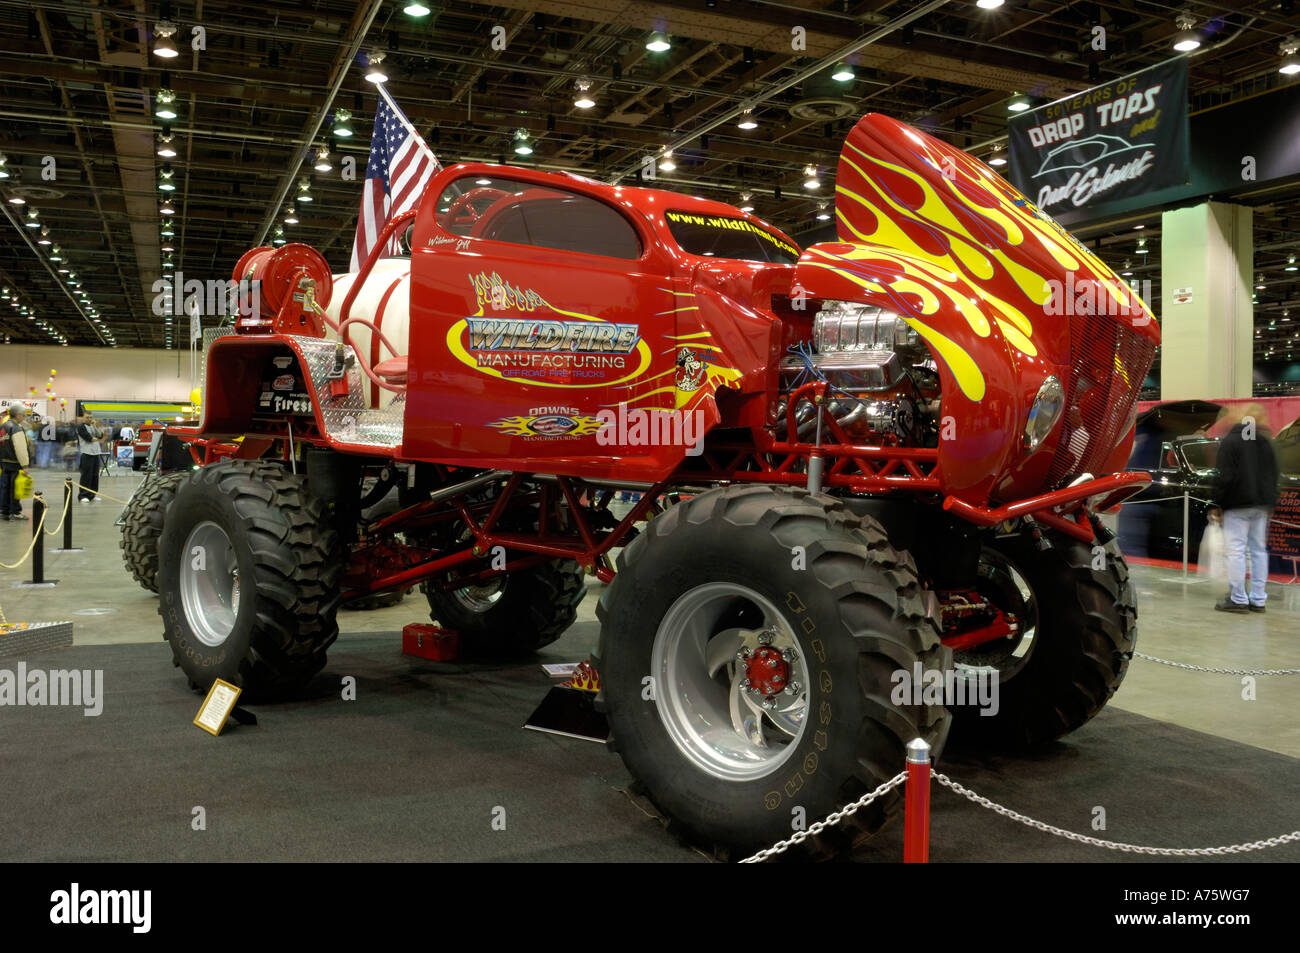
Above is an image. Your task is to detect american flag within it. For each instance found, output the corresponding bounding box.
[349,87,440,272]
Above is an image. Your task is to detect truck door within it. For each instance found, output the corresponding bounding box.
[403,171,692,482]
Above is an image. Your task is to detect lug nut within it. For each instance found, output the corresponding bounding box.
[737,648,750,661]
[781,648,798,662]
[740,678,752,690]
[761,697,778,710]
[758,630,774,645]
[784,681,801,695]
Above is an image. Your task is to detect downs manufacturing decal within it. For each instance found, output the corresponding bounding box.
[489,406,606,440]
[446,272,654,389]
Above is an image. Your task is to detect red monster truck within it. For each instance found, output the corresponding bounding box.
[146,113,1157,856]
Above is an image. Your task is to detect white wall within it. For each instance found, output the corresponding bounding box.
[0,344,196,407]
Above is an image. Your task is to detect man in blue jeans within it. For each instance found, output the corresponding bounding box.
[1211,405,1281,613]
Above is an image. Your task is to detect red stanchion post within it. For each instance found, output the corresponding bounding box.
[903,737,932,863]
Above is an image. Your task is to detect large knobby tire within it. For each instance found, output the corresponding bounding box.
[157,459,345,698]
[594,485,951,859]
[120,471,185,593]
[949,528,1136,747]
[423,559,585,657]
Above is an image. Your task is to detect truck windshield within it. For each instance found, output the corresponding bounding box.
[664,210,799,264]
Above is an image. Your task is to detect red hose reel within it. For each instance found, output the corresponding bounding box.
[231,243,334,336]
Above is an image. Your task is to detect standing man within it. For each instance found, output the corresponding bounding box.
[76,414,106,502]
[1211,404,1281,613]
[1,404,31,521]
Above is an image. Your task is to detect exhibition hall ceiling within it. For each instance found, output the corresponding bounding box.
[0,0,1297,354]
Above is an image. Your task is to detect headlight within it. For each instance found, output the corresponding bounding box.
[813,301,920,354]
[1023,375,1064,451]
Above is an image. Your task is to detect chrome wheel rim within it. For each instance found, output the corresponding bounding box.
[180,520,241,648]
[452,578,505,613]
[651,582,810,782]
[952,548,1037,681]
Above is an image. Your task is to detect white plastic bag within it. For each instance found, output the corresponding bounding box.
[1199,521,1227,582]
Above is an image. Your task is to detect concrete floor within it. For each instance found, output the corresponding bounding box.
[4,466,1299,760]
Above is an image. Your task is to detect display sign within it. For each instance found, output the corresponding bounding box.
[1268,488,1300,559]
[1171,287,1193,305]
[1,398,48,417]
[1007,58,1189,216]
[193,678,242,736]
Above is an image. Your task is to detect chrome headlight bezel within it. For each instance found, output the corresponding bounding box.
[1023,375,1065,452]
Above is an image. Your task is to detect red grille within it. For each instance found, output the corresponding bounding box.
[1046,316,1155,487]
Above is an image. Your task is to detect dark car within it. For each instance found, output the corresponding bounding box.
[1119,434,1300,569]
[1118,435,1219,564]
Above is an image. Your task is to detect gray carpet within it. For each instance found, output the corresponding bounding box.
[2,632,1296,863]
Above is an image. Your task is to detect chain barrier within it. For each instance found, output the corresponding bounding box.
[67,481,132,506]
[1134,652,1300,676]
[0,499,50,570]
[41,488,72,538]
[932,772,1300,856]
[738,772,906,863]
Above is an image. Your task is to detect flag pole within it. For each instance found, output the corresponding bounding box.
[377,84,439,164]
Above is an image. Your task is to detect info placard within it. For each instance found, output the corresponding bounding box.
[1267,488,1300,559]
[193,678,242,736]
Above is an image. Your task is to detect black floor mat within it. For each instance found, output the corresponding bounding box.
[1,633,1295,863]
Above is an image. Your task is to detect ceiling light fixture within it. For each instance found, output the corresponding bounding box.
[737,110,757,130]
[25,208,39,227]
[403,2,431,16]
[364,52,388,85]
[513,129,533,155]
[803,165,820,190]
[646,32,671,53]
[159,197,175,215]
[284,206,299,225]
[1007,93,1032,113]
[155,88,177,120]
[314,146,332,172]
[830,62,854,82]
[738,191,754,213]
[332,108,353,137]
[1281,37,1300,75]
[987,152,1007,166]
[297,179,313,202]
[7,195,25,205]
[658,150,676,172]
[816,203,831,221]
[158,164,176,191]
[153,19,179,58]
[573,78,596,109]
[976,0,1005,8]
[273,226,286,246]
[0,154,8,179]
[156,133,177,158]
[1172,14,1201,52]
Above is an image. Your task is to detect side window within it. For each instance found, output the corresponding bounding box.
[435,176,641,260]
